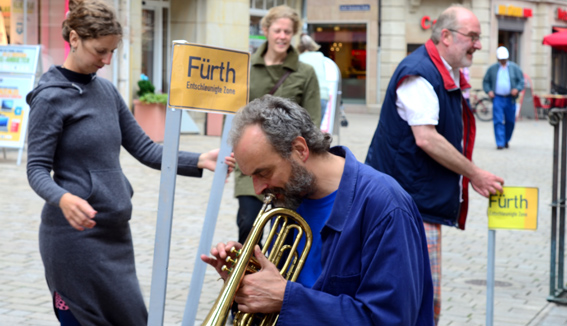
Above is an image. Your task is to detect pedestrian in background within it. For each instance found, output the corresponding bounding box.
[298,33,330,118]
[233,5,320,255]
[365,5,504,324]
[482,46,524,149]
[26,1,233,325]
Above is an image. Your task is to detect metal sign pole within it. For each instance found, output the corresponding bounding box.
[486,229,496,326]
[147,107,183,326]
[182,115,233,326]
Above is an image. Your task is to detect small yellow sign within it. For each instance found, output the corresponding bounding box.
[168,42,250,114]
[487,186,538,230]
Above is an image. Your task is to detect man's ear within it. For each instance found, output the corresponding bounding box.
[291,136,309,162]
[440,29,453,47]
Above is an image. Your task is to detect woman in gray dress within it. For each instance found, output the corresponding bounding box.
[25,1,232,325]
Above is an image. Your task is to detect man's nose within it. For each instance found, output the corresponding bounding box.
[474,38,482,50]
[252,177,268,195]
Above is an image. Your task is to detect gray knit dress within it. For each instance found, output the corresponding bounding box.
[26,66,203,326]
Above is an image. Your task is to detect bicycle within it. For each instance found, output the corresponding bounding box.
[469,89,492,122]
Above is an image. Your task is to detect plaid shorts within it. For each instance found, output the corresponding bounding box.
[424,221,441,325]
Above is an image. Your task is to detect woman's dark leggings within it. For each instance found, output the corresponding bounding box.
[57,308,81,326]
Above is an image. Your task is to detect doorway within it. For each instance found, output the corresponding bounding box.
[497,16,525,65]
[142,1,170,93]
[498,30,521,65]
[308,23,367,104]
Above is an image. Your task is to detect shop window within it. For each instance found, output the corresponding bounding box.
[552,48,567,94]
[0,0,39,46]
[249,15,265,53]
[309,23,367,104]
[407,43,422,55]
[0,0,116,81]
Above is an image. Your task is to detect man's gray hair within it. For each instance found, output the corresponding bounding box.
[431,4,465,44]
[229,95,332,158]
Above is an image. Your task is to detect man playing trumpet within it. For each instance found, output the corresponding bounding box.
[201,95,434,325]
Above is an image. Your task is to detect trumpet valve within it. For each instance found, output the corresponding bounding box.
[221,265,233,274]
[230,247,241,257]
[226,256,237,265]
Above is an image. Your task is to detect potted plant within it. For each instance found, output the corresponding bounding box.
[133,74,168,142]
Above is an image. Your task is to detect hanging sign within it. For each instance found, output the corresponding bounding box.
[487,186,538,230]
[168,42,250,114]
[557,8,567,22]
[495,5,533,18]
[339,5,370,11]
[421,16,437,30]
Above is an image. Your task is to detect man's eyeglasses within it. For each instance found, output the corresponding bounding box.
[448,29,480,43]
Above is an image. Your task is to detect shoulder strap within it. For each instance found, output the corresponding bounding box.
[268,69,292,95]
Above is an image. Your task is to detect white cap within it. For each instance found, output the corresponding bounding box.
[496,46,509,60]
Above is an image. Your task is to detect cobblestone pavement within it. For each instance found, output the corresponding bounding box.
[1,112,566,325]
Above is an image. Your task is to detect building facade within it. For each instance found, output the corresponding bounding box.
[3,0,290,109]
[4,0,567,115]
[305,0,567,113]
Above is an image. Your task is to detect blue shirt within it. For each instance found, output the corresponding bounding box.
[295,190,337,288]
[278,146,434,326]
[495,64,511,96]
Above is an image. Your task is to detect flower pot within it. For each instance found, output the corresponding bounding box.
[205,113,224,136]
[133,99,166,142]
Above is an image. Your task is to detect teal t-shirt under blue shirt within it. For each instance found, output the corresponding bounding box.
[295,190,337,288]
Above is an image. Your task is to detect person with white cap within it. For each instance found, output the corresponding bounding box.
[482,46,524,149]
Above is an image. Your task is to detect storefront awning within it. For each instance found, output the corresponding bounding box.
[543,31,567,52]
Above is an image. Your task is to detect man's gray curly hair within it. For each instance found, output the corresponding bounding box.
[230,95,332,158]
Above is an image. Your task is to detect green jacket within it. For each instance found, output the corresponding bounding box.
[482,61,524,99]
[234,41,321,198]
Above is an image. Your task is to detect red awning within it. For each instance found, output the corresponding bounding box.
[553,27,567,32]
[543,31,567,52]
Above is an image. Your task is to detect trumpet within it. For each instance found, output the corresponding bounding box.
[202,194,313,326]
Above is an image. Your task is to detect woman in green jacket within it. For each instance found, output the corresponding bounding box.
[234,5,321,247]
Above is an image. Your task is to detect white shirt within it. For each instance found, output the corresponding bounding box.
[395,56,464,202]
[299,51,330,100]
[396,57,459,125]
[495,63,511,96]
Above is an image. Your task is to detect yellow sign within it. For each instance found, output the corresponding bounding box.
[496,5,531,18]
[168,42,250,114]
[487,187,538,230]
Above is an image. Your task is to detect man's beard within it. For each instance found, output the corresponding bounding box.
[264,159,316,210]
